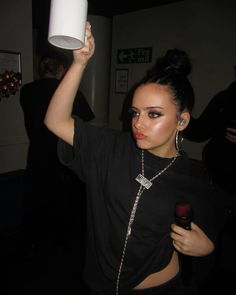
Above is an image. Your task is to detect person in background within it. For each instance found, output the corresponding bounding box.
[20,51,95,260]
[184,65,236,287]
[45,23,219,295]
[184,65,236,196]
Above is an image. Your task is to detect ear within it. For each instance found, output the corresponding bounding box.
[177,112,190,131]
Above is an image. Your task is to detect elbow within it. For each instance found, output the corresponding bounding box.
[207,239,215,255]
[44,115,74,146]
[44,112,56,134]
[44,113,51,130]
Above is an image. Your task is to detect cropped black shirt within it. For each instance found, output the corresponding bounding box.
[58,117,217,293]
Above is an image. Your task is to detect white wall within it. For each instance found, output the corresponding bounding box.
[109,0,236,159]
[0,0,33,173]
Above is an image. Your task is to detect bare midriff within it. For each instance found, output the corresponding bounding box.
[133,251,179,289]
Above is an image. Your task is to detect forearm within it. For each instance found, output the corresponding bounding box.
[44,22,95,145]
[44,61,86,144]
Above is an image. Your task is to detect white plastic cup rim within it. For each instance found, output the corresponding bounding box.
[48,35,85,50]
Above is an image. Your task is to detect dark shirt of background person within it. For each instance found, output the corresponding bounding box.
[183,66,236,195]
[184,66,236,281]
[20,52,94,172]
[19,51,95,258]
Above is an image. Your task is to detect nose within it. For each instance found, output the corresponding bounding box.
[133,114,144,130]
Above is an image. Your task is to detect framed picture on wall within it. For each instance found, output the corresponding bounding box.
[0,50,22,99]
[0,50,21,74]
[115,69,129,93]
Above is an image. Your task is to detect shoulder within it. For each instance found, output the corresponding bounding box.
[188,158,210,181]
[20,81,35,92]
[176,153,211,185]
[227,80,236,90]
[20,80,42,96]
[226,81,236,98]
[20,82,35,105]
[210,89,228,103]
[212,82,236,102]
[21,78,59,98]
[21,78,59,90]
[73,117,133,151]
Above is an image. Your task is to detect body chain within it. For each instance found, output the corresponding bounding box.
[115,150,178,294]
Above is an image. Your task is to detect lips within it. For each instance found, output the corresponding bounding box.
[134,132,145,140]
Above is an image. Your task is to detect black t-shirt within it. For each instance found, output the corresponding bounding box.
[58,117,218,293]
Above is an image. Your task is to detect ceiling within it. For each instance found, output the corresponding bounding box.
[32,0,181,53]
[83,0,180,17]
[33,0,181,29]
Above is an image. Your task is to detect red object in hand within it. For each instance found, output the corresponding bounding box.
[175,202,193,230]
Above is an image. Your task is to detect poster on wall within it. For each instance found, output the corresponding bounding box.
[0,50,21,74]
[115,69,129,94]
[0,50,22,99]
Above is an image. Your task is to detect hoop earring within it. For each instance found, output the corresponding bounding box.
[175,130,184,152]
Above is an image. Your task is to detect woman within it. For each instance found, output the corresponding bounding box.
[45,23,216,295]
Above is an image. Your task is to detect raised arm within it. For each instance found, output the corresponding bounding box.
[44,22,95,145]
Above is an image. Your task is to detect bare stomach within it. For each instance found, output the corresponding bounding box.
[133,251,179,289]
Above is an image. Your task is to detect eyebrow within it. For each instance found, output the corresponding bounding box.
[131,105,164,110]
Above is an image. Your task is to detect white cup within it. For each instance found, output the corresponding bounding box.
[48,0,88,50]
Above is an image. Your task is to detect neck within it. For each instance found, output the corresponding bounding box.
[146,147,178,158]
[136,149,178,190]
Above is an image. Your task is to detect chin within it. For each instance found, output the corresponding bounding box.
[136,141,149,150]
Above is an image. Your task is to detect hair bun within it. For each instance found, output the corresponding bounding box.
[164,48,192,77]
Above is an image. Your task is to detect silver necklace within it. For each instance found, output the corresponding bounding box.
[115,149,178,295]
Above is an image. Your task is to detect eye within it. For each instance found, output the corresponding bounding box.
[148,111,162,119]
[128,108,139,118]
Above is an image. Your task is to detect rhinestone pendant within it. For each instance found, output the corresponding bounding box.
[136,174,152,189]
